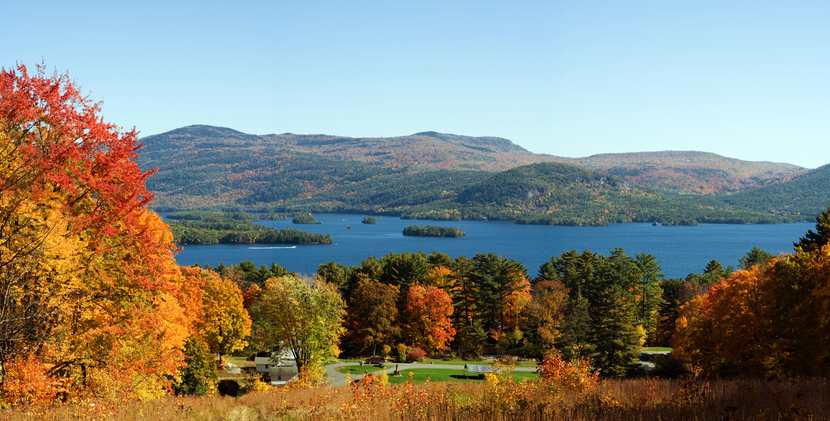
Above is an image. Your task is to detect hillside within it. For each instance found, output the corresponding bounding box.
[441,163,791,226]
[135,125,818,225]
[138,125,558,173]
[557,151,805,195]
[714,164,830,218]
[138,126,804,196]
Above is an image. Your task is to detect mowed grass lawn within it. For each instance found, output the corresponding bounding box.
[421,358,538,368]
[387,368,538,385]
[336,365,387,375]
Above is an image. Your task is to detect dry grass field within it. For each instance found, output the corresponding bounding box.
[3,375,829,421]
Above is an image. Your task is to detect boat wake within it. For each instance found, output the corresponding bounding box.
[248,246,297,250]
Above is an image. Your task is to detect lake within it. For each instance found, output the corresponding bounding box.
[172,214,814,279]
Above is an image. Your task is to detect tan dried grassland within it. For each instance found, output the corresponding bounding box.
[3,377,829,420]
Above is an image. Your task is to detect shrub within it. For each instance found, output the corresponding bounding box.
[396,343,408,363]
[0,352,59,408]
[405,347,426,362]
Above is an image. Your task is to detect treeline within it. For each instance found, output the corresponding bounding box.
[402,225,465,237]
[199,208,830,381]
[207,247,739,377]
[169,220,331,245]
[168,211,259,222]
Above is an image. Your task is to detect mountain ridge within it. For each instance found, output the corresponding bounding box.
[135,125,828,224]
[139,125,804,195]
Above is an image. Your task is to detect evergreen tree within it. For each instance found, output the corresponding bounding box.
[739,247,774,270]
[689,260,734,289]
[635,253,664,344]
[655,278,684,347]
[558,292,592,360]
[427,251,454,269]
[590,285,641,378]
[471,253,527,332]
[379,251,429,290]
[317,260,350,295]
[795,206,830,251]
[173,337,218,396]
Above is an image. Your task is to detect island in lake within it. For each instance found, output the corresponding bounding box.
[167,211,331,245]
[292,212,321,224]
[403,225,465,237]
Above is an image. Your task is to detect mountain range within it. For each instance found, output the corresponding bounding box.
[135,125,830,225]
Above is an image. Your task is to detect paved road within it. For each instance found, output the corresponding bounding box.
[324,362,537,387]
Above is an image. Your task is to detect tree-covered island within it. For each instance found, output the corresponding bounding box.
[402,225,466,237]
[166,212,331,245]
[292,212,320,224]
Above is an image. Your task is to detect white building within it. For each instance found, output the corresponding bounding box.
[255,345,298,385]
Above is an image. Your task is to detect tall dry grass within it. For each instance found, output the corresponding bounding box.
[2,377,829,420]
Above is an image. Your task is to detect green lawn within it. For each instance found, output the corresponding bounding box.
[336,364,389,375]
[328,358,362,365]
[385,368,538,385]
[420,357,537,368]
[642,347,672,352]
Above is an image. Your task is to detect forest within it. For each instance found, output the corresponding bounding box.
[3,64,830,419]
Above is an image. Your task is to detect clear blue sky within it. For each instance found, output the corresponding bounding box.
[3,1,828,168]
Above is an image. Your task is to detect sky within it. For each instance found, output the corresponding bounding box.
[2,1,828,168]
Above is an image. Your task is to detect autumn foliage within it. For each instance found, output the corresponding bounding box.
[671,213,830,377]
[0,63,251,407]
[403,285,455,351]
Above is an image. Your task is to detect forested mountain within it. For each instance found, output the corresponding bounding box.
[714,164,830,218]
[441,163,792,226]
[135,125,823,225]
[138,125,803,195]
[138,125,555,173]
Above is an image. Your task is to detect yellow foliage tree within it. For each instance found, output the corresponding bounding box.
[250,275,345,377]
[180,266,252,358]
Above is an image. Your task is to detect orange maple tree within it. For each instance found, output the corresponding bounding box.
[672,232,830,377]
[403,284,456,351]
[0,63,197,404]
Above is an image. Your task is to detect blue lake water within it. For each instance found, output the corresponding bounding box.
[172,214,814,279]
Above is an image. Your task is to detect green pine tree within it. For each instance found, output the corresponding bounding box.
[174,337,218,396]
[590,285,641,378]
[795,206,830,251]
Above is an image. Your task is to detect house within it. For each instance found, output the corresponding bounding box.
[255,345,299,385]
